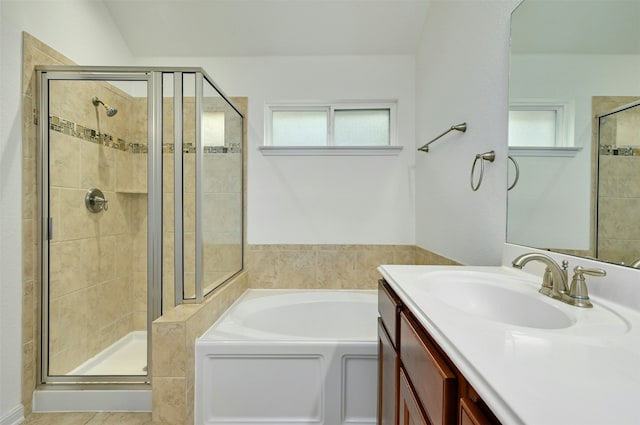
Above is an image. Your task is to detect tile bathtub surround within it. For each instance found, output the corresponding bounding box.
[151,271,249,425]
[149,245,455,425]
[246,244,460,289]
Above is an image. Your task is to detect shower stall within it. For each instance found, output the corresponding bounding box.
[36,66,243,398]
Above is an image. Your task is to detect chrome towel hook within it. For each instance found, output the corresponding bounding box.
[470,150,495,191]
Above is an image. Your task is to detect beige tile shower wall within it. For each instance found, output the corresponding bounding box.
[202,153,243,288]
[246,244,460,289]
[598,155,640,264]
[47,99,145,373]
[49,79,133,145]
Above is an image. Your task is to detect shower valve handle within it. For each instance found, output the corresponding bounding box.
[85,188,109,213]
[93,195,109,211]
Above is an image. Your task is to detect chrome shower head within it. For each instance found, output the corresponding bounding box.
[92,96,118,117]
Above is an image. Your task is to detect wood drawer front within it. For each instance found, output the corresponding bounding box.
[379,280,402,348]
[399,369,430,425]
[400,313,457,425]
[459,398,495,425]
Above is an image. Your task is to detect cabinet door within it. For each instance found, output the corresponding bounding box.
[399,369,430,425]
[379,318,398,425]
[400,313,457,425]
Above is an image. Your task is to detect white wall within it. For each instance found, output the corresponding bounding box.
[508,54,640,249]
[0,2,132,423]
[414,0,520,265]
[137,55,417,245]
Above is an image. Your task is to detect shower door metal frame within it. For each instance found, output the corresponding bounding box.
[37,67,162,385]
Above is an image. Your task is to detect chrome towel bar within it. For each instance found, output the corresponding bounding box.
[417,122,467,153]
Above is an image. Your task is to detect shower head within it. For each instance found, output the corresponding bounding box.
[92,96,118,117]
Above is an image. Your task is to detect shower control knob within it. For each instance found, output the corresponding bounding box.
[85,188,109,213]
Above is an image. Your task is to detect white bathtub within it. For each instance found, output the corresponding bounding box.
[195,289,379,425]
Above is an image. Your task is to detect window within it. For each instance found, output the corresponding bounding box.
[263,101,400,155]
[509,109,559,147]
[508,100,579,157]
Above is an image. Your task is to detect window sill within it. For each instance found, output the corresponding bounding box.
[508,146,582,157]
[259,146,403,156]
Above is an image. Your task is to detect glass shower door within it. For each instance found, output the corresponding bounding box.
[43,73,153,382]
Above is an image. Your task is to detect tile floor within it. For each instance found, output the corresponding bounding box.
[22,412,152,425]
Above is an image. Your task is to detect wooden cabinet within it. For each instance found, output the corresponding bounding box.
[378,280,402,425]
[378,279,500,425]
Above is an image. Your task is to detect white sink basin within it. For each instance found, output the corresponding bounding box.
[417,270,575,329]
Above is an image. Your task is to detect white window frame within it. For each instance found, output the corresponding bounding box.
[261,100,402,156]
[508,99,580,157]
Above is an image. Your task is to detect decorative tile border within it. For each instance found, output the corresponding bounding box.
[49,114,241,155]
[49,114,133,152]
[600,145,640,156]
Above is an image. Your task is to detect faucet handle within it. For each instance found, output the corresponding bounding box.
[540,262,570,297]
[567,266,606,308]
[540,267,553,295]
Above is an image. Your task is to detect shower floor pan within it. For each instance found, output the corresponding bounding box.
[69,330,147,376]
[33,331,151,412]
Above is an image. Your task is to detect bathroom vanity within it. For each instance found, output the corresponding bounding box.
[378,278,497,425]
[377,264,640,425]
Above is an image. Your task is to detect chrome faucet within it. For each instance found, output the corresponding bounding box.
[512,253,569,300]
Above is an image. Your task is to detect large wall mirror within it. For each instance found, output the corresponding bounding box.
[507,0,640,267]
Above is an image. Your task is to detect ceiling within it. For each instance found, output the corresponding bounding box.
[511,0,640,55]
[102,0,432,57]
[103,0,640,58]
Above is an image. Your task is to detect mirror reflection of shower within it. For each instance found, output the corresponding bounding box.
[597,99,640,266]
[92,96,118,117]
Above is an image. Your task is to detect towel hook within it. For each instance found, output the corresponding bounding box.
[470,150,495,191]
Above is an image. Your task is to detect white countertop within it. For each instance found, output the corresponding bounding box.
[378,264,640,425]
